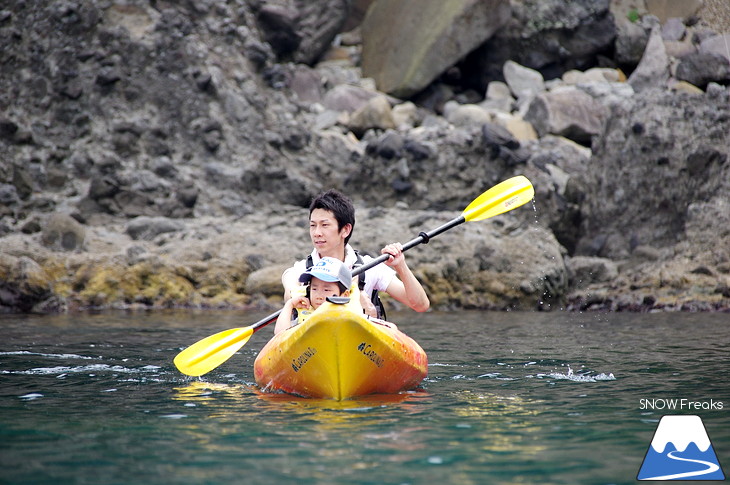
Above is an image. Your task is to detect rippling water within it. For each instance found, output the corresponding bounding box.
[1,310,728,484]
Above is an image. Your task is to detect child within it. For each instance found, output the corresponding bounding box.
[274,257,352,334]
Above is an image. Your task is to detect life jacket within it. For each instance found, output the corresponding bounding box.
[306,251,387,320]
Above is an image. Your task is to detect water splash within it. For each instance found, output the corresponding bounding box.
[0,351,95,360]
[3,364,162,376]
[538,365,616,382]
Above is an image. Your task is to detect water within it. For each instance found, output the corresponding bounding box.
[1,310,728,485]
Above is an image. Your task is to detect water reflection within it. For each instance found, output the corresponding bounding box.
[173,380,245,403]
[170,380,440,481]
[173,380,427,419]
[450,390,548,459]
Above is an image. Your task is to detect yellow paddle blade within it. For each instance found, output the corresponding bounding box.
[173,326,254,377]
[462,175,534,222]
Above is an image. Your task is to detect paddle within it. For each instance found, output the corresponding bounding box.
[174,175,535,376]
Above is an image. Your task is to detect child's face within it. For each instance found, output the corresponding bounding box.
[309,278,343,308]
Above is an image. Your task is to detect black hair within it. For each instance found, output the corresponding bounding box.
[309,189,355,245]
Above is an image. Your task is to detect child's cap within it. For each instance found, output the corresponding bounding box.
[299,257,352,291]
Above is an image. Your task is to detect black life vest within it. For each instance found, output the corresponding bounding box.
[306,251,387,320]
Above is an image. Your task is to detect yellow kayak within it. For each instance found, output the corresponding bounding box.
[253,294,427,400]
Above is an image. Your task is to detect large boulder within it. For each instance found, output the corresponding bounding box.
[461,0,616,90]
[627,24,670,92]
[41,213,86,251]
[525,87,609,144]
[576,87,730,259]
[644,0,703,23]
[361,0,510,97]
[0,253,58,313]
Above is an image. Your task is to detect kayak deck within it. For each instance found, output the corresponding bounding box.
[254,298,427,400]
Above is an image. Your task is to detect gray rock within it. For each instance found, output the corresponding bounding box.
[699,34,730,63]
[41,213,86,252]
[322,84,380,113]
[486,81,512,100]
[615,16,651,66]
[245,264,292,297]
[0,183,18,206]
[289,65,324,104]
[503,61,546,101]
[445,103,492,128]
[368,131,404,159]
[0,254,55,313]
[126,216,185,241]
[663,40,696,59]
[481,122,520,156]
[465,0,616,90]
[525,88,608,143]
[661,17,686,41]
[566,256,618,288]
[628,25,670,91]
[361,0,510,97]
[256,4,301,59]
[391,101,419,130]
[676,52,730,89]
[577,88,730,259]
[347,96,396,136]
[632,245,662,262]
[291,0,350,65]
[575,81,635,108]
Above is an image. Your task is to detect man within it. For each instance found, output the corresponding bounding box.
[282,189,430,318]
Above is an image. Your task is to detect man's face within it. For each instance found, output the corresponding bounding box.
[309,208,351,257]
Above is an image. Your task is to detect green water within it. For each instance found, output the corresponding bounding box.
[1,310,728,484]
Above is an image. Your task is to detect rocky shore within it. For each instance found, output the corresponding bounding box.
[1,0,729,314]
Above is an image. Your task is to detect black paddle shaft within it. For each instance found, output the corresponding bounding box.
[351,215,466,277]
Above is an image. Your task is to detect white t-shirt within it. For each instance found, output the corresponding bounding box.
[282,244,396,298]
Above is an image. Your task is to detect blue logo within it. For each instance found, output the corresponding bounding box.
[638,415,725,480]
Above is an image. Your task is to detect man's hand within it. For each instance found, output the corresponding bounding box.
[359,292,378,318]
[381,242,405,270]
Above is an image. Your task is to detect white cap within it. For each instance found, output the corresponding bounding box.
[298,257,352,291]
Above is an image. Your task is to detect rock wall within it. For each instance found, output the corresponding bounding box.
[1,0,729,313]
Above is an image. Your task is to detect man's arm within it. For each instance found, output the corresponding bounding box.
[281,261,305,301]
[382,243,430,312]
[359,291,378,318]
[274,298,297,335]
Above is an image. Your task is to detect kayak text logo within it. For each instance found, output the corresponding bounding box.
[637,415,725,481]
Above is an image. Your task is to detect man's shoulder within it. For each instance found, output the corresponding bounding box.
[283,258,307,278]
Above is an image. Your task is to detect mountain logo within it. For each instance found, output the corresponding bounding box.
[638,415,725,481]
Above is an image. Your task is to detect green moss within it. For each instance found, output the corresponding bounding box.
[74,262,195,307]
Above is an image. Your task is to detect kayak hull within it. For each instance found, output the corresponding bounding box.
[254,300,427,400]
